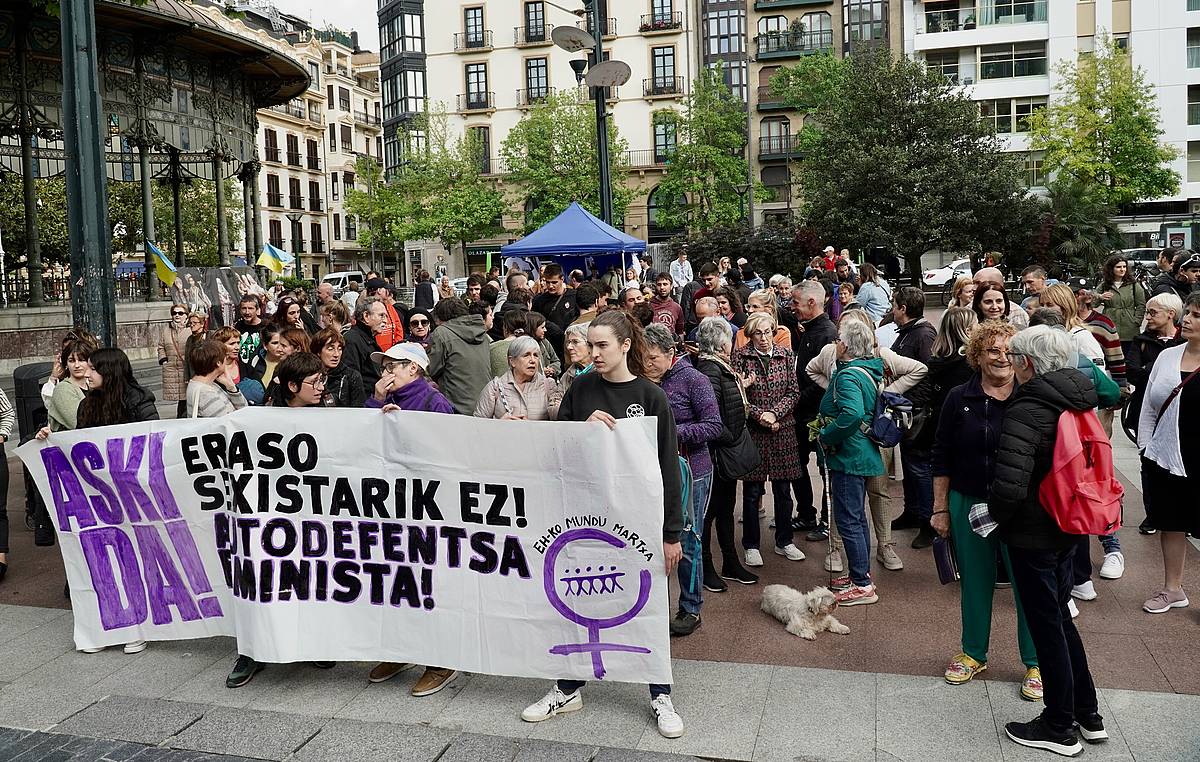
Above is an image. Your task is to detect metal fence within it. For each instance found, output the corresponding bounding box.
[0,274,157,306]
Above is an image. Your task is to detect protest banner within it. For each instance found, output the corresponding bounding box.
[17,409,672,684]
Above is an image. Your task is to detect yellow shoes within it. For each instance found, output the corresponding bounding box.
[944,653,987,684]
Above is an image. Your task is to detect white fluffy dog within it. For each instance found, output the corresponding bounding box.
[760,584,851,640]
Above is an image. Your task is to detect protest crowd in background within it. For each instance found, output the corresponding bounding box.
[5,243,1200,756]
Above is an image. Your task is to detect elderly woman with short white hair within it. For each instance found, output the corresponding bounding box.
[474,335,559,420]
[816,319,886,606]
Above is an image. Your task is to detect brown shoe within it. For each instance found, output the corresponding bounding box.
[411,667,459,697]
[368,661,415,683]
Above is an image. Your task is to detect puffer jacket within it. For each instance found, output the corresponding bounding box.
[817,356,886,477]
[914,353,973,450]
[1150,272,1192,300]
[988,367,1098,551]
[691,354,748,448]
[157,323,191,402]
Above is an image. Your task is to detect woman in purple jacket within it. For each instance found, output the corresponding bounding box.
[642,323,723,637]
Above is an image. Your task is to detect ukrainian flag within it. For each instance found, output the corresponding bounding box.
[146,240,177,287]
[256,242,294,274]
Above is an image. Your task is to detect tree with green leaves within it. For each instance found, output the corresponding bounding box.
[771,49,1036,279]
[1030,181,1124,276]
[0,176,69,270]
[1028,37,1179,207]
[107,178,243,267]
[349,107,506,263]
[656,63,764,233]
[499,89,633,232]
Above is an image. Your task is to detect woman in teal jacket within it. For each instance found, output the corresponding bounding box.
[818,319,885,606]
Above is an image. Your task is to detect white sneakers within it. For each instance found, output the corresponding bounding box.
[774,544,806,561]
[744,549,764,567]
[651,695,684,738]
[1071,580,1097,601]
[79,641,148,655]
[1067,599,1080,619]
[1099,552,1125,580]
[522,686,685,739]
[824,551,844,573]
[521,686,583,722]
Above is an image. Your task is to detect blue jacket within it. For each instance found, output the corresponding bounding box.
[818,357,886,476]
[931,374,1009,499]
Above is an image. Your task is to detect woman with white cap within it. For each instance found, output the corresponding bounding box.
[364,342,456,414]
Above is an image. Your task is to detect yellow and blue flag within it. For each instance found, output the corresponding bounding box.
[146,240,177,287]
[256,242,294,274]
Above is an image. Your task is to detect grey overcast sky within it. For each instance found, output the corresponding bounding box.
[270,0,380,51]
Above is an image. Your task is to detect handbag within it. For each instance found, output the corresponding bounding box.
[933,535,959,585]
[712,426,761,480]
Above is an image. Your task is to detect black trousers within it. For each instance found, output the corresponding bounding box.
[0,442,8,554]
[1008,543,1099,735]
[702,474,737,572]
[793,418,825,525]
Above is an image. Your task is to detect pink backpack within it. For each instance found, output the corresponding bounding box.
[1038,410,1123,535]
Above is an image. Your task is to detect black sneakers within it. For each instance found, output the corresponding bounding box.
[34,522,56,547]
[703,569,728,593]
[669,610,701,637]
[720,564,759,585]
[226,655,264,688]
[1075,714,1108,744]
[911,526,935,550]
[790,517,819,533]
[1004,718,1083,757]
[1138,518,1157,535]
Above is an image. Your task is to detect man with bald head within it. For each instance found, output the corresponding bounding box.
[686,297,723,342]
[973,267,1028,329]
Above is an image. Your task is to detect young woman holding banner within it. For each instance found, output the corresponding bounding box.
[520,309,687,739]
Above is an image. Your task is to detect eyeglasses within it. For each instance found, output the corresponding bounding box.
[748,330,772,338]
[303,375,327,389]
[409,319,429,327]
[171,311,186,316]
[985,348,1012,359]
[382,359,412,373]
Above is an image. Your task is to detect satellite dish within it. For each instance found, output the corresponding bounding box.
[552,25,595,52]
[585,60,631,88]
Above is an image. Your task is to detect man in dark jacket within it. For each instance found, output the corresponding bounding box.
[890,286,938,548]
[343,297,388,389]
[988,325,1103,758]
[413,270,436,310]
[531,264,578,358]
[1150,250,1199,300]
[428,298,492,414]
[789,281,838,535]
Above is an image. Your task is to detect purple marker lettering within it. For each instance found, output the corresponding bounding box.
[79,526,147,629]
[134,523,201,625]
[166,519,224,619]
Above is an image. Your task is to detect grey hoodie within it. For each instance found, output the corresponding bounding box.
[428,315,493,414]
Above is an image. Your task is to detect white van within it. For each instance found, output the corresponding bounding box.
[321,270,365,296]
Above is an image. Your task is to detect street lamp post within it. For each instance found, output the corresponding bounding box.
[735,183,749,224]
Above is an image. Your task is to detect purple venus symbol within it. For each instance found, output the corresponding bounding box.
[543,527,652,679]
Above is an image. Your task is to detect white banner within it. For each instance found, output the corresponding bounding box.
[17,409,672,684]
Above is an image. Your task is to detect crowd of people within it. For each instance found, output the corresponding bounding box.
[5,243,1198,754]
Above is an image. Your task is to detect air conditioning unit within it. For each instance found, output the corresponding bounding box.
[961,76,975,85]
[1190,201,1200,215]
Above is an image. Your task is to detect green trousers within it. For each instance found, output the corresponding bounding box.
[949,490,1038,668]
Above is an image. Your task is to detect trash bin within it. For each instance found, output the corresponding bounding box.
[13,361,52,533]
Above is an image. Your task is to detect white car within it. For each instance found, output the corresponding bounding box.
[922,258,972,288]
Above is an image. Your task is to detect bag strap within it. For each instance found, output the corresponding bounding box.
[1152,365,1200,434]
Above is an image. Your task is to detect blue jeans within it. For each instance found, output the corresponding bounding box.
[678,472,711,615]
[742,479,795,550]
[830,471,871,587]
[899,443,933,521]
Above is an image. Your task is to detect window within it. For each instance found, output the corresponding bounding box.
[843,0,888,49]
[706,9,744,55]
[466,62,488,108]
[176,87,188,113]
[757,15,786,35]
[403,13,424,52]
[1113,34,1129,52]
[1190,29,1200,68]
[311,222,323,250]
[343,172,354,198]
[1190,86,1200,126]
[340,125,353,152]
[924,49,962,82]
[331,172,339,200]
[651,46,676,91]
[980,99,1013,134]
[1023,153,1047,188]
[333,213,341,240]
[266,174,281,206]
[289,177,302,209]
[978,0,1047,25]
[803,12,833,36]
[761,165,790,202]
[524,1,545,36]
[268,219,283,248]
[464,6,485,45]
[469,126,491,173]
[338,87,351,112]
[306,139,319,168]
[308,61,320,89]
[264,129,279,162]
[346,216,358,240]
[308,180,321,210]
[286,133,300,165]
[1190,0,1200,11]
[1014,96,1046,132]
[329,124,337,151]
[1190,141,1200,183]
[403,69,427,114]
[179,126,190,150]
[652,0,672,18]
[327,84,334,108]
[653,112,677,161]
[980,42,1047,79]
[525,57,548,98]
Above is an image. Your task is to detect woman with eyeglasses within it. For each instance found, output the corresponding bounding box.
[556,323,592,397]
[158,303,192,417]
[268,352,327,408]
[406,308,433,349]
[312,328,365,408]
[930,321,1042,701]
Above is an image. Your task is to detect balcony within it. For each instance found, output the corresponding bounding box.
[289,195,304,210]
[917,2,1047,34]
[338,99,351,112]
[756,85,786,110]
[625,149,671,168]
[458,91,495,112]
[307,155,321,170]
[269,238,285,249]
[754,0,833,8]
[266,192,283,208]
[639,12,682,35]
[643,76,683,99]
[354,111,381,127]
[454,30,493,52]
[310,197,323,212]
[758,134,803,160]
[577,18,616,40]
[755,29,835,60]
[312,240,326,253]
[286,151,302,166]
[293,240,306,254]
[264,146,281,163]
[516,87,555,108]
[515,25,552,46]
[980,56,1047,80]
[341,140,353,152]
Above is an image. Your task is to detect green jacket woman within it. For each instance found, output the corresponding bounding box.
[1099,280,1146,343]
[818,356,886,477]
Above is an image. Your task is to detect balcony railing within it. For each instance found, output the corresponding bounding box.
[918,2,1047,33]
[639,11,682,33]
[264,146,281,162]
[454,30,494,51]
[515,25,552,46]
[269,238,285,249]
[758,134,803,159]
[643,76,683,97]
[354,111,381,126]
[289,195,304,209]
[625,149,672,168]
[310,197,323,212]
[577,17,616,39]
[307,156,321,170]
[754,29,835,59]
[266,192,283,207]
[286,151,302,166]
[341,140,353,151]
[292,240,306,254]
[754,0,835,8]
[312,240,326,253]
[516,87,555,107]
[458,91,494,111]
[756,84,785,108]
[928,62,979,85]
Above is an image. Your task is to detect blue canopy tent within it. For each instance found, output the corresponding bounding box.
[500,202,646,279]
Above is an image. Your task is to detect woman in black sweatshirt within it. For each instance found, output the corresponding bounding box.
[521,309,686,739]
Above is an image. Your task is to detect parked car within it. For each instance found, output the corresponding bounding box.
[321,270,364,297]
[1120,247,1163,270]
[922,258,972,288]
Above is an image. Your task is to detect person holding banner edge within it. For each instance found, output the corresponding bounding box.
[521,309,686,739]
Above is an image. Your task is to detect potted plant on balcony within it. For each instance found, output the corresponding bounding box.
[963,14,976,29]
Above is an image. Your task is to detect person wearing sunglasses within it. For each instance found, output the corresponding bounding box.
[157,303,193,418]
[405,308,433,348]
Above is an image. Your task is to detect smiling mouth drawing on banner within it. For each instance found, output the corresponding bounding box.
[543,527,652,679]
